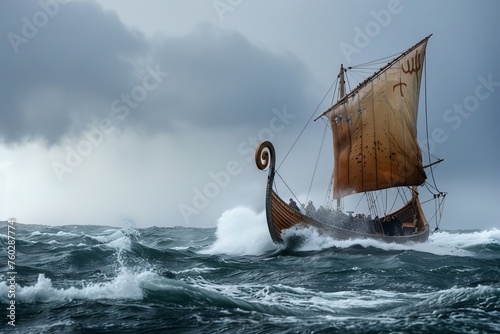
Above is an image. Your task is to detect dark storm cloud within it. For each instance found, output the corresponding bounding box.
[142,23,313,132]
[1,0,148,145]
[1,0,313,145]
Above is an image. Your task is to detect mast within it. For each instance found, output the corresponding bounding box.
[339,64,345,99]
[325,36,430,199]
[315,34,432,121]
[336,64,345,211]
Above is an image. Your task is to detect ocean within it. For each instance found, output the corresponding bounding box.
[1,207,499,333]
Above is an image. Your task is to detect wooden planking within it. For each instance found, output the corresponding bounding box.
[270,191,316,241]
[267,190,429,243]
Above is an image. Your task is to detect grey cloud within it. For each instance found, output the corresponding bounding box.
[144,24,313,132]
[1,1,314,145]
[1,0,148,145]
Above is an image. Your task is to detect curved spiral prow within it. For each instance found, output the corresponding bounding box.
[255,141,276,171]
[255,141,278,242]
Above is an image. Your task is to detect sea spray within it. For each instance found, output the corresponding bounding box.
[200,206,276,255]
[2,223,498,333]
[10,270,150,303]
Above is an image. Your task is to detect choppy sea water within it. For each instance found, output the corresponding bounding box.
[1,207,499,333]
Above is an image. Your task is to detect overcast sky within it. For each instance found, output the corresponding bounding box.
[1,0,499,230]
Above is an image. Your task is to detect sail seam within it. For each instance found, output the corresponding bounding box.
[371,80,379,191]
[317,35,432,120]
[385,70,394,187]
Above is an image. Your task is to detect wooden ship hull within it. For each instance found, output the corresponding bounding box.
[256,141,430,244]
[254,36,445,245]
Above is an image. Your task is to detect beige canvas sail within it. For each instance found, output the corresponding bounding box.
[326,38,429,198]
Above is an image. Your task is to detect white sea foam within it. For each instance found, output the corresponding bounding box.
[0,226,158,304]
[28,230,80,238]
[186,275,500,321]
[90,230,125,243]
[185,276,409,315]
[283,227,490,256]
[175,267,218,275]
[172,246,190,250]
[205,207,500,256]
[265,223,411,253]
[55,231,79,237]
[88,229,134,251]
[429,228,500,248]
[0,269,158,303]
[105,236,132,251]
[396,284,500,318]
[200,206,276,256]
[103,228,120,234]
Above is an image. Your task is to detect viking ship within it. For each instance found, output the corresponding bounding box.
[255,35,446,244]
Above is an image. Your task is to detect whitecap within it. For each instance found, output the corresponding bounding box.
[6,269,160,303]
[105,236,132,251]
[90,230,125,243]
[200,206,276,256]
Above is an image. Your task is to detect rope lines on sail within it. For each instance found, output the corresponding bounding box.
[343,53,399,88]
[343,70,371,87]
[348,53,398,69]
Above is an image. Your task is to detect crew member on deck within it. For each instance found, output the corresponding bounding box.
[305,201,316,216]
[288,198,300,212]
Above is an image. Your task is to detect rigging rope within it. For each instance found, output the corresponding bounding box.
[422,54,446,230]
[306,122,328,203]
[275,171,302,208]
[277,76,338,171]
[345,71,353,93]
[424,57,444,195]
[330,78,339,106]
[324,170,334,209]
[348,53,398,69]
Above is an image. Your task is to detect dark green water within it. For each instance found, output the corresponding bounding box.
[1,213,499,333]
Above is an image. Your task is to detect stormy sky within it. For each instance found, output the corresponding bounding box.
[1,0,499,230]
